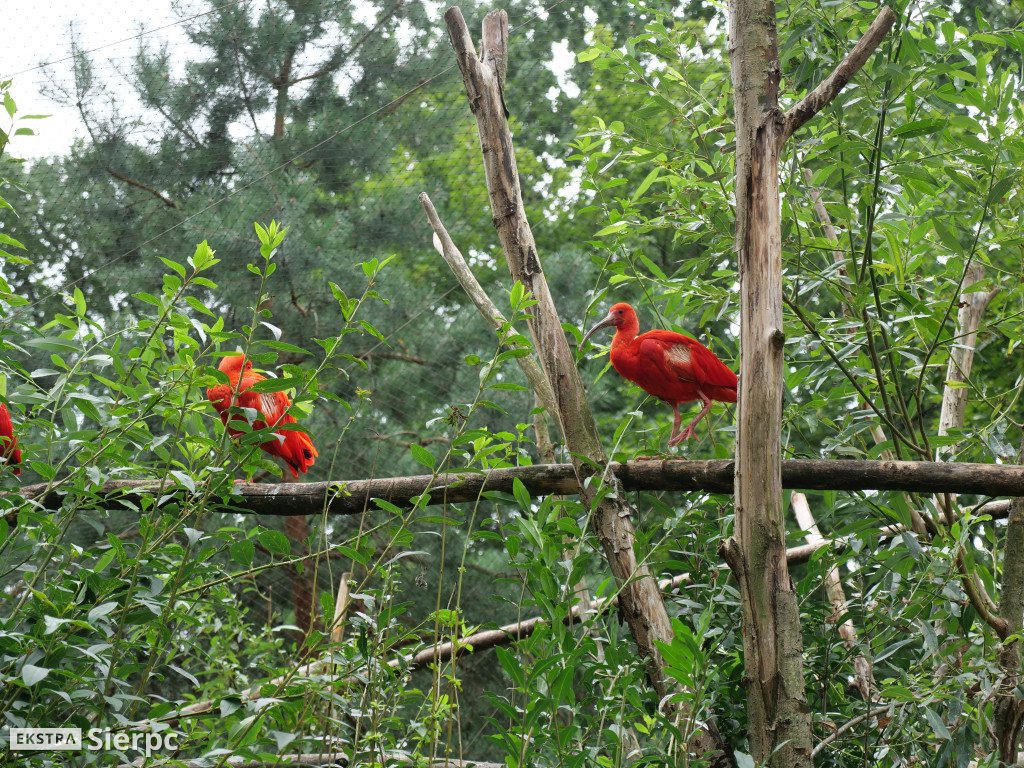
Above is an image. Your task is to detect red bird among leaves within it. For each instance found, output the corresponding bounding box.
[207,354,318,477]
[582,302,737,446]
[0,403,21,475]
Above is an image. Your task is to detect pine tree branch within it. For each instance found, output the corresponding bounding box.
[105,168,179,209]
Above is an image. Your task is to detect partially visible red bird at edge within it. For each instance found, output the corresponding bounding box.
[0,402,21,475]
[207,354,318,478]
[581,302,738,446]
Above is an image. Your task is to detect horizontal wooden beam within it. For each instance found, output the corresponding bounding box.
[6,459,1020,519]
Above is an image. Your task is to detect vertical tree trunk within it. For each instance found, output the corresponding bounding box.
[720,1,813,754]
[996,438,1024,762]
[721,3,894,764]
[273,49,296,140]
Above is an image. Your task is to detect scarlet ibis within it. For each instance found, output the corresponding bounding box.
[0,403,21,475]
[581,302,737,446]
[207,354,318,477]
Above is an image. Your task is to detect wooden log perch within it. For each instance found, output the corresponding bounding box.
[6,459,1022,519]
[117,755,502,768]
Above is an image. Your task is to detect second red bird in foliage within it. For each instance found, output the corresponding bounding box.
[207,354,318,477]
[0,403,21,475]
[582,303,737,446]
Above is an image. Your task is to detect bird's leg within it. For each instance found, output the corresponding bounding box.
[667,404,684,446]
[670,392,714,446]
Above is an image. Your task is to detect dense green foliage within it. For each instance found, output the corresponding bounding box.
[1,0,1023,765]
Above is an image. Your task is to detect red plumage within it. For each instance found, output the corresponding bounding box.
[207,355,318,477]
[0,402,21,475]
[582,302,737,446]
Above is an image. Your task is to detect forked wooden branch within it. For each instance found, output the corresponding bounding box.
[728,2,896,760]
[781,7,898,141]
[444,9,715,750]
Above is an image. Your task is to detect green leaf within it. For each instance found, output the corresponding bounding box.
[230,539,255,567]
[160,257,187,277]
[258,340,311,356]
[24,337,80,353]
[512,477,532,513]
[247,377,303,393]
[258,529,291,556]
[987,173,1018,207]
[0,232,26,250]
[185,296,215,317]
[892,119,945,138]
[410,443,435,470]
[632,166,660,200]
[22,664,50,686]
[925,707,951,740]
[73,288,86,317]
[595,221,629,237]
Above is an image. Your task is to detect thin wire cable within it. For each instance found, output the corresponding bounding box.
[6,0,251,78]
[11,0,578,319]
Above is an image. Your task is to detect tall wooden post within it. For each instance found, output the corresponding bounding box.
[719,4,896,764]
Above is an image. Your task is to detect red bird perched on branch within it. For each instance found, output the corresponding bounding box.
[581,302,738,446]
[0,403,21,475]
[207,354,318,477]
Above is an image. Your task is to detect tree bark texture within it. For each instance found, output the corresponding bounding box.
[726,0,813,758]
[443,9,729,760]
[6,458,1022,521]
[724,3,894,764]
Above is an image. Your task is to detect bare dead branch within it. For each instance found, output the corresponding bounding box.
[418,191,559,420]
[937,264,1000,461]
[801,168,849,295]
[792,492,875,699]
[105,168,179,209]
[781,7,898,141]
[444,10,713,750]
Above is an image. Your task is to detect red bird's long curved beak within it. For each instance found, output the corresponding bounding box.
[580,311,617,347]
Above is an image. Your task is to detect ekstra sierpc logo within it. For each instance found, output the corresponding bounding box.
[9,727,181,755]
